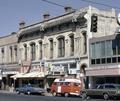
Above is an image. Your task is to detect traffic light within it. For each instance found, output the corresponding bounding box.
[91,15,98,32]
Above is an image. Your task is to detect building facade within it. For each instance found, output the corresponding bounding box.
[0,6,119,90]
[0,32,19,90]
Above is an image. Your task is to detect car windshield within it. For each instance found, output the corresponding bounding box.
[116,85,120,89]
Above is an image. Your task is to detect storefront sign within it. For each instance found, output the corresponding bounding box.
[51,66,64,72]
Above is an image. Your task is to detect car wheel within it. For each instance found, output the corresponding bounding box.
[64,93,69,97]
[16,90,20,94]
[81,92,87,99]
[103,93,109,100]
[27,91,31,95]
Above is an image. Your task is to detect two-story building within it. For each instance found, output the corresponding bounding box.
[0,32,19,91]
[15,6,118,89]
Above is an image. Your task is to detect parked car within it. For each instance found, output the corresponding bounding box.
[81,83,120,100]
[15,84,46,95]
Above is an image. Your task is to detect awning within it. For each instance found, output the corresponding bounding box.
[11,72,45,79]
[11,73,25,79]
[21,71,45,78]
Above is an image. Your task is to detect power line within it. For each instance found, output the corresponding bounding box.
[41,0,76,10]
[41,0,65,8]
[41,0,120,11]
[80,0,120,10]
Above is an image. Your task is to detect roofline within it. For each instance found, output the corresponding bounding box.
[22,11,75,29]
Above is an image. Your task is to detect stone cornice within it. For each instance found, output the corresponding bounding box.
[18,8,88,38]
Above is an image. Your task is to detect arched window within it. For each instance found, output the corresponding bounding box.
[10,46,12,62]
[82,31,87,54]
[30,42,36,61]
[23,44,27,61]
[39,41,42,59]
[58,36,65,57]
[14,45,17,62]
[69,34,74,56]
[49,39,53,58]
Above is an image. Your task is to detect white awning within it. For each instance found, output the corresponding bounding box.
[11,73,25,79]
[11,72,45,79]
[21,71,45,78]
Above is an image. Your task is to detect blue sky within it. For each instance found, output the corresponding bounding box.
[0,0,120,36]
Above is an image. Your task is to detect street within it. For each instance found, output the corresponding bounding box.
[0,92,119,101]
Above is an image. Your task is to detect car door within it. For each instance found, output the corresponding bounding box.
[104,84,116,96]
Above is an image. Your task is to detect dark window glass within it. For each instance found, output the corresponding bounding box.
[70,63,76,68]
[107,58,111,63]
[112,40,117,55]
[70,35,74,56]
[96,59,100,64]
[91,59,95,64]
[58,37,65,57]
[50,39,53,58]
[101,58,106,64]
[97,85,103,89]
[105,85,115,89]
[118,57,120,62]
[112,57,117,63]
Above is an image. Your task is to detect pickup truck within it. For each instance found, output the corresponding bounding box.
[81,84,120,100]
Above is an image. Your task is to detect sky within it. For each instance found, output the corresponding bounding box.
[0,0,120,36]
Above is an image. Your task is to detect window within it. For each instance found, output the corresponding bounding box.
[10,46,13,62]
[58,37,65,57]
[112,57,117,63]
[90,43,95,58]
[50,39,53,58]
[82,32,87,54]
[101,41,105,57]
[101,58,106,64]
[112,40,117,55]
[96,59,100,64]
[106,40,112,56]
[14,45,17,61]
[107,58,111,63]
[24,44,27,61]
[118,57,120,62]
[105,85,115,89]
[1,48,4,63]
[39,41,42,59]
[91,59,95,64]
[70,63,76,68]
[97,85,103,89]
[70,35,74,56]
[30,43,36,61]
[95,42,101,58]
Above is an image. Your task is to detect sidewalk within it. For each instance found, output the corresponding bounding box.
[0,90,16,94]
[0,90,53,96]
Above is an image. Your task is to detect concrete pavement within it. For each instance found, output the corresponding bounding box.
[0,90,53,96]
